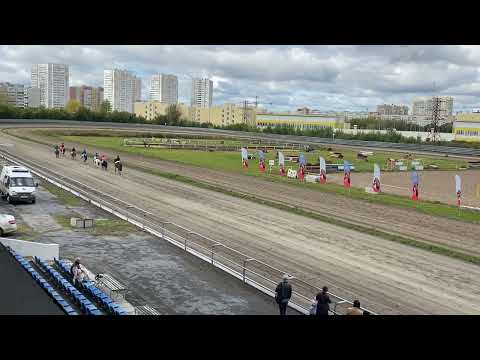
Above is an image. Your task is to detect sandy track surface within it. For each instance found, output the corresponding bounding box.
[11,127,480,258]
[327,170,480,207]
[2,131,480,314]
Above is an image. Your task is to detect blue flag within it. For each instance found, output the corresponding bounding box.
[258,150,265,161]
[411,171,419,186]
[299,153,306,166]
[343,160,351,173]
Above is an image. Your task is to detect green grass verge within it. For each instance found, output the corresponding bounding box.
[59,135,468,173]
[42,182,82,206]
[53,214,136,235]
[52,135,480,224]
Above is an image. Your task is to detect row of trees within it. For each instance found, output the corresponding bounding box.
[0,101,462,146]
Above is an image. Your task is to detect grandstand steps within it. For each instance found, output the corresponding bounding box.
[30,260,82,314]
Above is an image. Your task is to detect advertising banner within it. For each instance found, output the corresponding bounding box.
[372,163,381,192]
[241,147,249,168]
[411,171,419,200]
[455,174,462,206]
[319,156,326,184]
[343,160,351,188]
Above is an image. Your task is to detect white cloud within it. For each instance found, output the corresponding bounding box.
[1,45,479,111]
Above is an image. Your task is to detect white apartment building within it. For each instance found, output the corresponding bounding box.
[412,96,453,118]
[191,78,213,108]
[31,64,69,109]
[149,74,178,104]
[103,69,140,113]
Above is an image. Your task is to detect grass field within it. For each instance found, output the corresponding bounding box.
[51,135,479,224]
[60,135,467,173]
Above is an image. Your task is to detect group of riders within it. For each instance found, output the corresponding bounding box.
[54,142,123,175]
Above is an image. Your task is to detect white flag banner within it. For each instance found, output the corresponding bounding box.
[373,163,381,182]
[241,148,248,160]
[320,157,326,172]
[278,152,285,166]
[455,174,461,194]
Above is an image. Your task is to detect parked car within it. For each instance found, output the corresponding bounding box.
[0,214,17,236]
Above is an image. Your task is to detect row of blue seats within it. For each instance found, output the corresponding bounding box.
[54,258,128,315]
[36,256,102,315]
[6,248,78,315]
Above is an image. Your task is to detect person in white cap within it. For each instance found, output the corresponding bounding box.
[275,274,292,315]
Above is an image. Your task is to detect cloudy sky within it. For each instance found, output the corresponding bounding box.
[1,45,480,112]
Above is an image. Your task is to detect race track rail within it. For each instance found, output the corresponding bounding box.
[0,148,377,315]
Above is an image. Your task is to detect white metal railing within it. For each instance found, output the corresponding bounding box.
[0,149,377,315]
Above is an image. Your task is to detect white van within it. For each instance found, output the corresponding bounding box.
[0,166,38,204]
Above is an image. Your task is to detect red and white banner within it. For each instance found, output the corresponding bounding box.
[241,147,248,168]
[455,174,462,206]
[319,157,326,184]
[372,163,381,192]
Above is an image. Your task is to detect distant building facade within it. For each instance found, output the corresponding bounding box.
[69,86,104,111]
[150,74,178,104]
[376,104,408,115]
[31,63,69,109]
[0,82,26,108]
[134,101,190,121]
[191,78,213,108]
[256,113,341,130]
[412,96,453,118]
[103,69,140,113]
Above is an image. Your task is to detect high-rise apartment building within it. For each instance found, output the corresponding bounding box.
[376,104,409,115]
[412,96,453,118]
[149,74,178,104]
[69,85,104,111]
[191,78,213,108]
[103,69,140,113]
[31,63,69,109]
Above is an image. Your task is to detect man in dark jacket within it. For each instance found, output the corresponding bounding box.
[275,274,292,316]
[316,286,332,316]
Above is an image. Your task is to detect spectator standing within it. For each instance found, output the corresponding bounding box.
[315,286,331,316]
[346,300,364,315]
[275,274,292,316]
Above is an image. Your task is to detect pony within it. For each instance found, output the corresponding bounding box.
[101,159,108,171]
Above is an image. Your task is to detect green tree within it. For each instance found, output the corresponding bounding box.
[65,99,81,113]
[100,100,112,113]
[166,104,182,124]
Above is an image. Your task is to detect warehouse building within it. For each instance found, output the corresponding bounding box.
[453,113,480,142]
[256,113,341,130]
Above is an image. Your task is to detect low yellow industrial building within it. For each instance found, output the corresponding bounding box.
[134,101,191,121]
[453,113,480,142]
[256,113,341,130]
[190,103,256,127]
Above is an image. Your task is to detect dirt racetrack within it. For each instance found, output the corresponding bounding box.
[10,127,480,258]
[2,129,480,314]
[328,170,480,208]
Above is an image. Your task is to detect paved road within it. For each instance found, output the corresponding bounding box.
[2,130,480,314]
